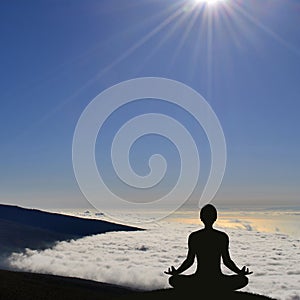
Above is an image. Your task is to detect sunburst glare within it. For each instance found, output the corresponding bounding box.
[193,0,227,6]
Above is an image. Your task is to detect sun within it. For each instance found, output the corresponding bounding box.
[194,0,227,5]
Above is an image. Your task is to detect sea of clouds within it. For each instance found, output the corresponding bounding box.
[7,213,300,300]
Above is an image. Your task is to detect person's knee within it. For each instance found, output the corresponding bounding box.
[169,275,186,289]
[240,275,249,288]
[169,275,177,288]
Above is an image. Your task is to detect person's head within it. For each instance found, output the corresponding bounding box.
[200,204,217,227]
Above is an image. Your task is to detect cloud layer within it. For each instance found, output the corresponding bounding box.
[7,217,300,300]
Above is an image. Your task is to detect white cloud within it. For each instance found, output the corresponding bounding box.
[7,220,300,300]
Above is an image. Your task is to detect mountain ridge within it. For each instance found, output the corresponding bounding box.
[0,204,141,254]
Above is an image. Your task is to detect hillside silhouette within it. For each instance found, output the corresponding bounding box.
[0,269,276,300]
[0,204,141,255]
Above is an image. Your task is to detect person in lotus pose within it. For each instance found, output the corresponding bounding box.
[165,204,252,291]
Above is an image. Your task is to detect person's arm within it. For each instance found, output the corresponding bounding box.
[165,234,195,275]
[222,234,252,275]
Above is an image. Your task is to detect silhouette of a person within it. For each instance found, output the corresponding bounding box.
[165,204,252,291]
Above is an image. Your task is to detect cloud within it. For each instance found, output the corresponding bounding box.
[229,219,253,231]
[7,219,300,300]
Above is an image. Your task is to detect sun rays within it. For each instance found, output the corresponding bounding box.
[54,0,300,112]
[193,0,227,5]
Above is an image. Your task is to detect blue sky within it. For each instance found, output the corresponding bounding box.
[0,0,299,209]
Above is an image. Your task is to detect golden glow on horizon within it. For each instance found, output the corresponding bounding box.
[167,210,300,237]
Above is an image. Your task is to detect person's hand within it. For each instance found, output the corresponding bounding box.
[239,266,253,275]
[164,266,178,276]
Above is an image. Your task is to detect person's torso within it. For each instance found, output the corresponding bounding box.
[190,229,226,277]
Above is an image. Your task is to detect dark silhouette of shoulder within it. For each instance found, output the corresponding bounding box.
[189,228,229,245]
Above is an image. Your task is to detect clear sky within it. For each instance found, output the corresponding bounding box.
[0,0,299,210]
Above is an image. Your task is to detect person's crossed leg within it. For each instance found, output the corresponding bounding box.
[169,273,248,291]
